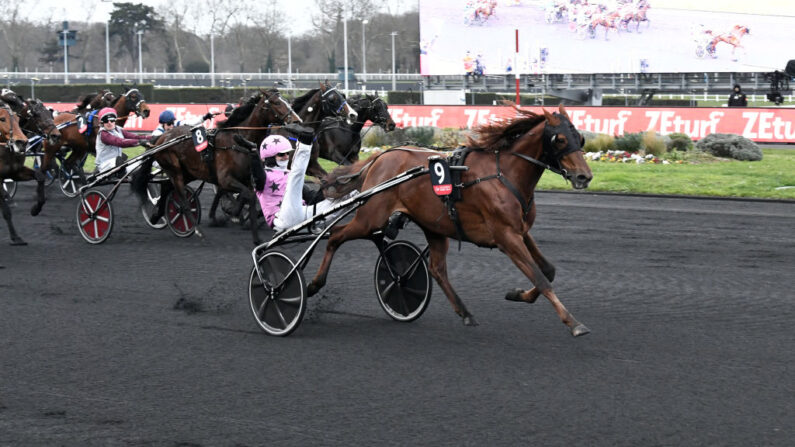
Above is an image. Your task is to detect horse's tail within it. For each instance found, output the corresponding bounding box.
[130,155,155,204]
[321,151,383,199]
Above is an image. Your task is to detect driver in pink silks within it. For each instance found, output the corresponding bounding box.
[255,134,356,232]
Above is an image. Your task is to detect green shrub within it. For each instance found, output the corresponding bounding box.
[642,131,666,156]
[696,133,763,161]
[615,132,644,153]
[361,126,389,147]
[434,128,465,148]
[667,132,694,152]
[583,134,616,153]
[404,126,436,146]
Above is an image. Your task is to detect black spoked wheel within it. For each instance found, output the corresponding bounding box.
[374,240,432,322]
[165,186,202,237]
[140,182,168,229]
[249,250,307,336]
[59,163,84,198]
[2,179,17,199]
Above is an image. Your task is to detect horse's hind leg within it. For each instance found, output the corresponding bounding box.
[423,230,477,326]
[496,231,588,336]
[506,231,555,304]
[307,217,376,296]
[1,190,26,245]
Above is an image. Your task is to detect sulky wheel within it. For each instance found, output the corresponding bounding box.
[249,250,307,336]
[2,179,17,200]
[76,190,113,244]
[140,182,167,230]
[374,240,432,322]
[59,163,84,198]
[165,185,201,237]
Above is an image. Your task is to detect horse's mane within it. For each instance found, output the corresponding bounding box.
[466,108,546,151]
[291,88,319,113]
[75,94,95,110]
[217,92,263,129]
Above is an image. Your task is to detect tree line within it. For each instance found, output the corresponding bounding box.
[0,0,420,75]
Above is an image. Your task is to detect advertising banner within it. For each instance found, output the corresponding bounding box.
[46,103,795,143]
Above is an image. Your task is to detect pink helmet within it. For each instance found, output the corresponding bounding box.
[98,107,117,122]
[259,134,294,159]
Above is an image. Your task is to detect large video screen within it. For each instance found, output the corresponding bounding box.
[419,0,795,74]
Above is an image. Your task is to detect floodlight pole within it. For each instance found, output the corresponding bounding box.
[210,33,215,87]
[343,18,349,93]
[137,30,143,84]
[362,20,368,83]
[515,29,520,105]
[390,32,398,91]
[62,30,69,85]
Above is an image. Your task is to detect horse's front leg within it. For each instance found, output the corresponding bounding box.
[307,216,375,296]
[219,176,260,244]
[506,231,555,304]
[1,189,26,245]
[496,230,589,337]
[422,229,477,326]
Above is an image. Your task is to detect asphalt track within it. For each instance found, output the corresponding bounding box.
[1,183,793,446]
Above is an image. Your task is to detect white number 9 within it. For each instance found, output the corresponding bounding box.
[434,162,445,183]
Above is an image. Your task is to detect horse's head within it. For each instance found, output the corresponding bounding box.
[22,99,61,146]
[260,88,302,125]
[320,82,358,124]
[0,89,25,113]
[0,103,28,153]
[118,88,150,119]
[357,95,396,131]
[541,105,592,189]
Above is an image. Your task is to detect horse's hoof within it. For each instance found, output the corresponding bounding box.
[571,324,590,337]
[463,315,479,326]
[504,288,524,302]
[194,228,204,239]
[10,238,27,246]
[307,282,320,297]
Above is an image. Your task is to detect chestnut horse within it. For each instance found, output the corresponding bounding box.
[1,103,45,244]
[131,88,301,244]
[316,105,593,336]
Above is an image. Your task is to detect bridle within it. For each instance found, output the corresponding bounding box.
[0,104,25,152]
[261,90,302,124]
[321,87,354,118]
[510,115,583,179]
[123,89,147,117]
[360,97,392,129]
[21,100,59,143]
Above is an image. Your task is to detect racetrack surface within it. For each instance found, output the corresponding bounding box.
[1,183,793,446]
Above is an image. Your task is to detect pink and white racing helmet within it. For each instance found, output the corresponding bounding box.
[259,134,294,159]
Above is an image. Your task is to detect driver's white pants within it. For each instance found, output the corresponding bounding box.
[272,143,355,232]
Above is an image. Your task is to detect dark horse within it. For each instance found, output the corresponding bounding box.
[316,104,594,336]
[290,82,359,178]
[131,88,300,244]
[1,102,45,244]
[307,94,397,177]
[40,87,151,194]
[73,89,116,115]
[19,98,62,148]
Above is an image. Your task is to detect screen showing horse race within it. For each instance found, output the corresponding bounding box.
[419,0,795,75]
